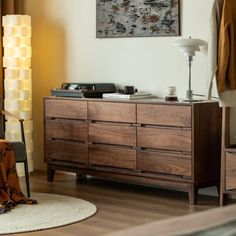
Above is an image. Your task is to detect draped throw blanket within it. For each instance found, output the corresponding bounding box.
[0,140,37,214]
[208,0,236,107]
[217,0,236,92]
[207,0,224,100]
[216,0,236,107]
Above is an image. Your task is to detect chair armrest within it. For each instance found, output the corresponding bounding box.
[1,110,25,143]
[1,110,22,121]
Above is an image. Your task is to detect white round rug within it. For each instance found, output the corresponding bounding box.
[0,192,97,235]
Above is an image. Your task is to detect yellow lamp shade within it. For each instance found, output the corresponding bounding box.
[5,69,31,80]
[3,14,34,174]
[3,26,31,37]
[2,15,31,27]
[3,57,31,68]
[3,37,31,47]
[4,46,31,58]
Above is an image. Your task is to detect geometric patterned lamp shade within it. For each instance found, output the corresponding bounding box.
[2,15,33,174]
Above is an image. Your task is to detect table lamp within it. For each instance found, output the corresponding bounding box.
[173,37,206,101]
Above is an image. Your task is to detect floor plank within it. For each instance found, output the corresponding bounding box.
[13,171,219,236]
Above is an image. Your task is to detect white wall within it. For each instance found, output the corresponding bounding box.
[23,0,236,170]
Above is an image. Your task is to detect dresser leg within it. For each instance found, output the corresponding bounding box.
[47,164,55,182]
[189,185,198,205]
[220,193,228,206]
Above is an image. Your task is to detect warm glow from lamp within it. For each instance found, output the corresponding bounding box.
[2,15,33,174]
[173,37,206,101]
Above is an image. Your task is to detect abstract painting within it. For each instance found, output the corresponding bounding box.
[96,0,180,38]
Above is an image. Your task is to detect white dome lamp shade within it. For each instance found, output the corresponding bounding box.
[173,37,207,101]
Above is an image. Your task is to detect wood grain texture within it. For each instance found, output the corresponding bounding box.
[137,104,191,127]
[44,98,87,119]
[137,127,191,152]
[89,144,136,169]
[76,168,191,190]
[45,140,88,164]
[45,119,88,142]
[137,150,191,177]
[226,152,236,190]
[14,171,218,236]
[106,202,236,236]
[88,101,136,123]
[220,107,231,205]
[44,97,221,205]
[192,102,222,185]
[89,123,136,147]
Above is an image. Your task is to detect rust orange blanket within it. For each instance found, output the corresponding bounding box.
[0,140,37,214]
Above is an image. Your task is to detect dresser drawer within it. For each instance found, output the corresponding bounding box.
[89,123,136,147]
[137,150,191,177]
[45,140,88,164]
[137,104,191,127]
[137,127,191,152]
[88,101,136,123]
[89,144,136,169]
[45,119,88,141]
[226,151,236,190]
[45,99,87,119]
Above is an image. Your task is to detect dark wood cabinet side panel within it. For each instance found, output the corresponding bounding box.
[137,151,191,177]
[226,152,236,190]
[193,102,222,184]
[137,127,191,152]
[45,99,87,119]
[45,119,88,141]
[88,101,136,123]
[137,104,191,127]
[89,123,136,147]
[89,145,136,169]
[45,140,88,164]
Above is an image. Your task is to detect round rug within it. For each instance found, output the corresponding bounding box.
[0,192,97,235]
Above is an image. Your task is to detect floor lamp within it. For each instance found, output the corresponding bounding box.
[2,15,33,174]
[173,37,206,102]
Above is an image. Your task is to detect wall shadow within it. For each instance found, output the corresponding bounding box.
[23,0,66,170]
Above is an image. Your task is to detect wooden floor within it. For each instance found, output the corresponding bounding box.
[14,171,220,236]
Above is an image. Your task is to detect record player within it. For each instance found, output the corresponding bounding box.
[51,83,116,98]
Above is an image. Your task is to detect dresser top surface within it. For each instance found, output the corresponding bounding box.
[45,96,219,106]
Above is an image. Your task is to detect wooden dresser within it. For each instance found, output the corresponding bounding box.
[44,97,222,204]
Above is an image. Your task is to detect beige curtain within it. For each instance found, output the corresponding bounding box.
[0,0,23,136]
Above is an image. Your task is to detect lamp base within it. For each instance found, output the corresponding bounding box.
[180,90,203,102]
[180,98,204,103]
[186,89,193,100]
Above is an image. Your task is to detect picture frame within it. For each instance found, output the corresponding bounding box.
[96,0,180,38]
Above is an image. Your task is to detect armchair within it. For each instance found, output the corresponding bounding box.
[1,110,30,197]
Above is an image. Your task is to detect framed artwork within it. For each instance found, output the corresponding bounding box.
[96,0,180,38]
